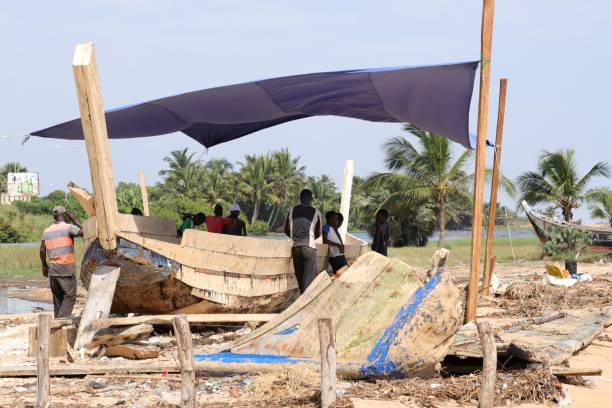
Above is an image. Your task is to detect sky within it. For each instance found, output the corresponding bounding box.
[1,1,611,221]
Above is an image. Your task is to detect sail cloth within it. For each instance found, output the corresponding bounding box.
[31,62,478,149]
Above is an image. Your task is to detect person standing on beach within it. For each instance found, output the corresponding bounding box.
[285,189,322,293]
[205,204,232,233]
[39,206,83,318]
[222,204,247,236]
[372,209,390,256]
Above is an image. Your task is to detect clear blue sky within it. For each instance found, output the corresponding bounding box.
[1,1,610,221]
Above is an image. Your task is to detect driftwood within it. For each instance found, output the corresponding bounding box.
[173,315,196,408]
[105,343,160,359]
[87,324,153,349]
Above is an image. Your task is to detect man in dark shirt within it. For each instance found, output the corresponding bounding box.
[285,189,322,293]
[372,209,390,256]
[222,204,247,236]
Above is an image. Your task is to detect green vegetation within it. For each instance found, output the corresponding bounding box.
[587,187,612,227]
[542,225,592,259]
[389,236,541,268]
[0,241,85,278]
[518,149,610,222]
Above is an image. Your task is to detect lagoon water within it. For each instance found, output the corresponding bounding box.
[0,287,53,315]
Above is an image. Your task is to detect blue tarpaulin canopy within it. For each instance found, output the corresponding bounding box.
[31,62,479,149]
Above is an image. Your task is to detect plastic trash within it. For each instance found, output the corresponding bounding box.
[543,273,576,287]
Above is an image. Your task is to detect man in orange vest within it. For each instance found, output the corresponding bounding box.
[39,206,83,318]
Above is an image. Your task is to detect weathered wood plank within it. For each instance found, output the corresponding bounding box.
[477,321,496,408]
[74,266,121,351]
[338,159,354,241]
[28,326,68,358]
[36,314,50,408]
[173,315,196,408]
[138,170,149,216]
[105,343,160,359]
[93,313,278,328]
[318,318,336,408]
[87,324,153,348]
[67,183,96,216]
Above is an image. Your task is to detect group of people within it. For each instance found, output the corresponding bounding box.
[284,188,390,294]
[39,191,390,319]
[176,203,247,237]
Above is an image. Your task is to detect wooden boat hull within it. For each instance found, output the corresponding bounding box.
[80,214,369,314]
[522,201,612,251]
[223,250,463,377]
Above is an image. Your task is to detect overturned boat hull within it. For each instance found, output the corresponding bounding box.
[80,214,369,314]
[222,250,463,377]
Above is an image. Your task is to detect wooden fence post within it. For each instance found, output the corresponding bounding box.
[173,315,196,408]
[477,321,497,408]
[318,318,336,408]
[36,314,50,408]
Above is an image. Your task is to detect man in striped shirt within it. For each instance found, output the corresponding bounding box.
[40,206,83,318]
[285,189,322,293]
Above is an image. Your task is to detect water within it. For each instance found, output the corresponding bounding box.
[0,287,53,315]
[350,229,534,244]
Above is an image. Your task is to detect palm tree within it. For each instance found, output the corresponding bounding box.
[586,187,612,227]
[309,175,339,214]
[269,149,305,228]
[158,148,204,199]
[0,162,28,192]
[116,182,142,213]
[366,125,473,246]
[238,154,276,223]
[517,149,610,222]
[202,159,233,204]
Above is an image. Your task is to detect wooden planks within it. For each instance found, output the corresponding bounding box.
[74,265,121,351]
[28,326,69,358]
[467,0,496,322]
[338,159,354,241]
[72,42,118,250]
[105,343,160,359]
[87,324,153,348]
[36,314,50,408]
[117,214,177,237]
[138,170,150,216]
[67,183,96,216]
[482,78,508,294]
[498,308,612,365]
[92,313,278,328]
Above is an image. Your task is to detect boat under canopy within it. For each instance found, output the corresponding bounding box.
[31,62,478,148]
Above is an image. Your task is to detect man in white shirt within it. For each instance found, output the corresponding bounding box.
[323,211,348,274]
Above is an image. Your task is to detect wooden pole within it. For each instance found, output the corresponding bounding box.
[482,78,507,294]
[139,170,150,216]
[36,314,50,408]
[173,315,196,408]
[466,0,495,322]
[73,42,119,250]
[318,318,336,408]
[338,160,354,241]
[477,321,497,408]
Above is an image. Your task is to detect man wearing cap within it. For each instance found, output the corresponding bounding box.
[39,206,83,318]
[222,204,247,236]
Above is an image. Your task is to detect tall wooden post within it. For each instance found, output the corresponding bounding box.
[482,78,507,294]
[318,318,336,408]
[36,314,50,408]
[466,0,496,322]
[139,170,150,216]
[73,42,118,250]
[338,160,354,241]
[477,321,497,408]
[173,315,196,408]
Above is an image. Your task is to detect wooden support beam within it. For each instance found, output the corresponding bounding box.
[173,315,196,408]
[477,321,496,408]
[74,265,121,351]
[67,182,96,216]
[338,160,354,241]
[72,42,118,250]
[318,318,336,408]
[139,170,150,216]
[482,78,508,294]
[466,0,496,322]
[36,314,50,408]
[92,313,278,328]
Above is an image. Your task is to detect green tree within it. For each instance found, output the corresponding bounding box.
[158,148,204,199]
[238,154,276,223]
[116,182,142,214]
[269,149,305,228]
[0,162,28,192]
[517,149,610,222]
[586,187,612,227]
[309,174,339,215]
[202,159,234,204]
[366,125,473,246]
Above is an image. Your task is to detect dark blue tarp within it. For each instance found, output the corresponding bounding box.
[31,62,478,148]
